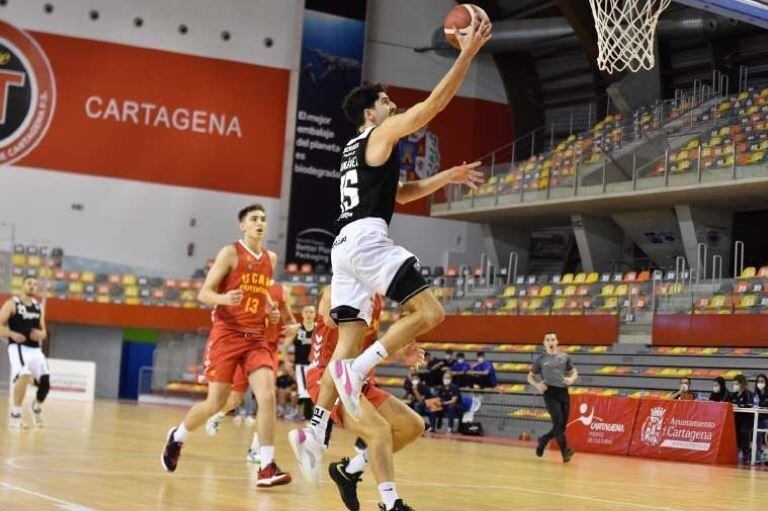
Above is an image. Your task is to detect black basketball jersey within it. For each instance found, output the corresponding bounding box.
[335,126,400,232]
[293,324,313,365]
[8,296,42,348]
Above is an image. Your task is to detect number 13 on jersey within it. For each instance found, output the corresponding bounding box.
[340,169,359,213]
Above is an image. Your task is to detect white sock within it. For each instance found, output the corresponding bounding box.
[213,411,226,420]
[309,406,330,443]
[173,423,189,442]
[378,482,399,510]
[250,433,260,451]
[11,406,21,416]
[351,341,388,376]
[260,445,275,466]
[345,450,368,474]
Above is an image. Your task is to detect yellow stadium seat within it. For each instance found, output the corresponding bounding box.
[573,273,586,283]
[97,295,110,304]
[122,274,138,286]
[561,273,574,284]
[81,272,96,283]
[539,285,553,297]
[614,284,628,296]
[502,298,518,311]
[26,255,41,267]
[600,284,615,296]
[585,272,599,284]
[552,298,566,312]
[11,254,26,266]
[502,286,516,297]
[68,282,84,294]
[602,297,619,310]
[740,267,756,279]
[563,285,577,297]
[125,297,141,306]
[124,286,139,298]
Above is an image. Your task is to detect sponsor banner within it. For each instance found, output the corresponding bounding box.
[285,4,366,266]
[566,394,639,455]
[0,20,288,196]
[10,357,96,402]
[629,399,738,464]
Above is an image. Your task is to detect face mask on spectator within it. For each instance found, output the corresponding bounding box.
[758,382,766,391]
[733,383,741,393]
[478,357,485,363]
[457,357,464,363]
[681,383,689,391]
[443,379,452,386]
[713,384,720,393]
[411,378,419,386]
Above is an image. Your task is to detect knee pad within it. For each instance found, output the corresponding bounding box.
[386,257,429,304]
[36,374,50,403]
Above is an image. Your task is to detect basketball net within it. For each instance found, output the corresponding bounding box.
[588,0,671,74]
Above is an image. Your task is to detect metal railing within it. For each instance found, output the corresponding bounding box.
[434,71,764,211]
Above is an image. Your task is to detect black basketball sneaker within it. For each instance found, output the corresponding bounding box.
[328,457,363,511]
[161,427,183,472]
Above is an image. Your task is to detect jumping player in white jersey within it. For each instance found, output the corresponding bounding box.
[288,13,491,490]
[0,276,50,428]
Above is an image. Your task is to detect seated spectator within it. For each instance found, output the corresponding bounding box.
[468,351,498,389]
[423,351,447,386]
[754,374,768,453]
[729,374,755,461]
[403,371,431,417]
[755,374,768,408]
[450,352,471,387]
[427,371,465,433]
[709,376,729,402]
[670,377,695,400]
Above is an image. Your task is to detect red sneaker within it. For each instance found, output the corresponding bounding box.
[256,462,292,487]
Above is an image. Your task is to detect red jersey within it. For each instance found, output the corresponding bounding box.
[309,295,383,371]
[213,241,272,335]
[265,283,287,346]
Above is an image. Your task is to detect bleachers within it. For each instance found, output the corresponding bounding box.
[376,341,766,438]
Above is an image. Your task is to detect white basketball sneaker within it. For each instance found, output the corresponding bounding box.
[205,414,223,436]
[288,427,323,482]
[29,401,43,428]
[246,447,261,464]
[330,359,364,422]
[9,412,28,429]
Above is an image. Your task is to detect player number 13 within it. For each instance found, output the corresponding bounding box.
[244,297,260,314]
[340,170,359,213]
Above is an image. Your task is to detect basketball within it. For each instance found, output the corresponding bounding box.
[443,4,488,49]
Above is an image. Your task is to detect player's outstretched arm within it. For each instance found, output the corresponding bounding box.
[197,246,239,306]
[396,161,484,204]
[368,17,491,157]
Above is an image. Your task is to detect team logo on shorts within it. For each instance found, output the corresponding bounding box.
[0,20,55,166]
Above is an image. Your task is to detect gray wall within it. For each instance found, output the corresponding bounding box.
[50,325,123,399]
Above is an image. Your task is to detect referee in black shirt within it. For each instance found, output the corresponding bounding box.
[527,332,578,463]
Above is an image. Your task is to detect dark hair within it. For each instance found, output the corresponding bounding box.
[477,351,485,357]
[755,374,767,392]
[342,83,387,127]
[734,373,748,389]
[713,376,726,389]
[238,204,265,222]
[680,377,690,384]
[445,349,454,355]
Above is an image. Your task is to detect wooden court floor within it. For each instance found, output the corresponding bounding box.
[0,399,766,511]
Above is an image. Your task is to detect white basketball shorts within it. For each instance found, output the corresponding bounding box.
[8,343,49,382]
[331,217,427,325]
